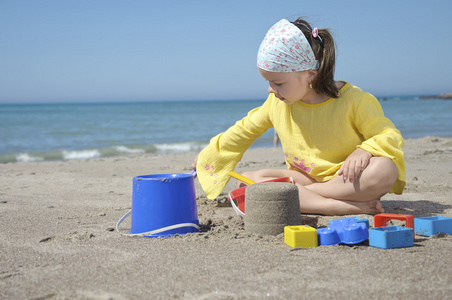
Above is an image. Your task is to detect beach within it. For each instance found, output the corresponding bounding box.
[1,136,451,299]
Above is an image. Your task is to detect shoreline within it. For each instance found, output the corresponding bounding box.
[1,136,451,298]
[3,135,452,165]
[420,93,452,100]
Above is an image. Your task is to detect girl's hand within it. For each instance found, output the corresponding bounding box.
[191,154,199,171]
[337,148,372,183]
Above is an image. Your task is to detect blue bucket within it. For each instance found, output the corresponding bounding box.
[128,173,200,237]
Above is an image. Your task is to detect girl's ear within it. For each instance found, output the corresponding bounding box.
[307,70,318,81]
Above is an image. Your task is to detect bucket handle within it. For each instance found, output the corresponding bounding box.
[227,177,295,218]
[228,193,245,218]
[116,209,200,237]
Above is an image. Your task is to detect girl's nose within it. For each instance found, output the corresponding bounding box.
[268,85,275,94]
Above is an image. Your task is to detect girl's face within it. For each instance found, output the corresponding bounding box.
[259,68,315,104]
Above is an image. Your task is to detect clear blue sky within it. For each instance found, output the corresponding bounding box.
[1,0,451,103]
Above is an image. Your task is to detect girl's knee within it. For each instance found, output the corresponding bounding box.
[366,157,398,189]
[243,169,315,186]
[241,169,275,183]
[241,170,257,181]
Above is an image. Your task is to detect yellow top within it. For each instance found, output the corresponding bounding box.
[197,82,406,199]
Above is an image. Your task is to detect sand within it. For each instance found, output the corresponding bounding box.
[1,136,451,299]
[245,182,301,236]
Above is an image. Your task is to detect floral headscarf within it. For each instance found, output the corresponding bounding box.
[257,19,319,72]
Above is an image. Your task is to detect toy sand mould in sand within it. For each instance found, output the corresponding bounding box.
[244,182,302,235]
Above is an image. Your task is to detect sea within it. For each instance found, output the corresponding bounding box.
[1,96,451,163]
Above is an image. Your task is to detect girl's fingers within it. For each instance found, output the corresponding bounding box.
[362,157,370,170]
[337,165,343,175]
[348,163,355,182]
[354,162,362,179]
[341,162,350,183]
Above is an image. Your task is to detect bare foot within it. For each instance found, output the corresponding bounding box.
[301,198,384,216]
[336,198,384,215]
[357,199,385,215]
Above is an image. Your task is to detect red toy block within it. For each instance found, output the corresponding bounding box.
[374,213,415,239]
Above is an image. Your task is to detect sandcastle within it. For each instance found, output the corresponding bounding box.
[244,182,302,235]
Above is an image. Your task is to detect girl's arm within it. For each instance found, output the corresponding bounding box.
[353,93,406,193]
[196,101,273,199]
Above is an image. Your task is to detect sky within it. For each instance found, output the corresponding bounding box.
[0,0,451,104]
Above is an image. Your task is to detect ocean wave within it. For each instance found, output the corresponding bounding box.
[155,142,206,154]
[114,146,145,154]
[62,150,101,160]
[16,153,45,163]
[0,142,209,163]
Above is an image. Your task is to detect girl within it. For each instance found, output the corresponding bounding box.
[194,18,405,216]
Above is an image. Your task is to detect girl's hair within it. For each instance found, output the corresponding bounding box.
[291,18,339,98]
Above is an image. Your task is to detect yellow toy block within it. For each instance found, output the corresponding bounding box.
[284,225,318,248]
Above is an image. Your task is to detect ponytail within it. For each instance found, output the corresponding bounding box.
[292,18,339,98]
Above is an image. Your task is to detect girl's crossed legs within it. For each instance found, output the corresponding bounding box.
[239,157,398,216]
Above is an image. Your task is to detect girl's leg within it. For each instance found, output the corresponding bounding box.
[299,157,397,215]
[239,168,316,187]
[239,176,384,215]
[237,157,396,215]
[295,184,384,215]
[305,157,398,202]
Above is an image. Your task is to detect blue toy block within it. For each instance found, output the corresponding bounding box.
[369,226,413,249]
[318,217,368,246]
[330,217,369,232]
[415,216,452,236]
[354,217,369,232]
